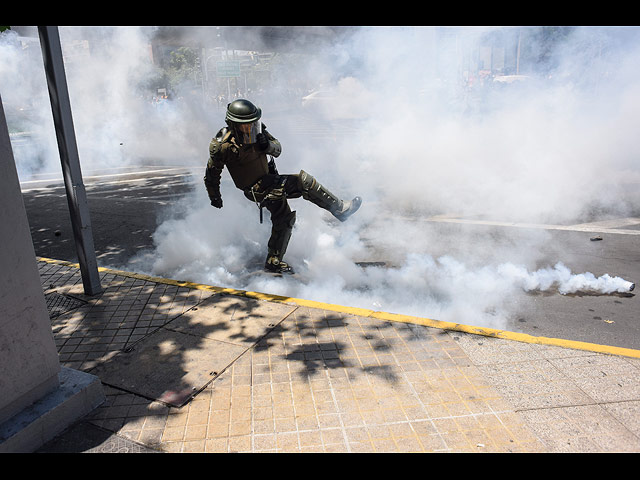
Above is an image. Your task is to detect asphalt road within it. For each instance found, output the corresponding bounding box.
[20,165,197,268]
[377,216,640,351]
[20,164,640,352]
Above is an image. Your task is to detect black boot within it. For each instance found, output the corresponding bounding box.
[264,208,296,274]
[264,254,294,274]
[332,196,362,222]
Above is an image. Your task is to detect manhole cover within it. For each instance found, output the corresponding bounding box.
[45,292,86,318]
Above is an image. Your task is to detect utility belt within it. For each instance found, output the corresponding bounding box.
[245,175,287,224]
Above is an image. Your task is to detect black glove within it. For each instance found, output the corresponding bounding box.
[210,196,223,209]
[256,132,269,151]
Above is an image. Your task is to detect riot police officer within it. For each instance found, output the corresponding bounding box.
[204,99,361,274]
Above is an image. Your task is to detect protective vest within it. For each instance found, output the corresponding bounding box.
[210,129,273,190]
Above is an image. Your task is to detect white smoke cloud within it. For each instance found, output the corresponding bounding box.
[3,26,637,330]
[1,26,215,178]
[0,29,58,178]
[497,262,634,295]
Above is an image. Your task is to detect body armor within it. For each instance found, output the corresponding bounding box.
[204,99,361,274]
[206,126,279,191]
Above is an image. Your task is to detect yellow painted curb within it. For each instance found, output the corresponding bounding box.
[38,256,640,359]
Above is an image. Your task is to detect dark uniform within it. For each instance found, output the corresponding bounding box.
[204,99,361,274]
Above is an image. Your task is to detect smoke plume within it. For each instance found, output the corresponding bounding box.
[2,26,638,329]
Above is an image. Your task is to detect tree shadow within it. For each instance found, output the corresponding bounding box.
[256,308,427,385]
[39,258,450,417]
[40,264,236,404]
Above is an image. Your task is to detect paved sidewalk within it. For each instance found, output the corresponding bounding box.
[35,257,640,453]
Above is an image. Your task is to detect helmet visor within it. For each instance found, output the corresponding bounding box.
[233,120,261,145]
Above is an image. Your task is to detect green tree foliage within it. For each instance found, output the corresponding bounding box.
[165,46,199,90]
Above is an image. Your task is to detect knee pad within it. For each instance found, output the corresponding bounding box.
[298,170,341,211]
[298,170,318,197]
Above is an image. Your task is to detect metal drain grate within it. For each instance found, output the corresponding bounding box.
[45,292,86,318]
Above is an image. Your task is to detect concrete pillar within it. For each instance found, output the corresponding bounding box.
[0,95,104,452]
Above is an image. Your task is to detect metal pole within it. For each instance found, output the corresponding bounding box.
[37,26,102,296]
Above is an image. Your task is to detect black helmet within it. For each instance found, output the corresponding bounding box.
[225,99,262,144]
[225,99,262,124]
